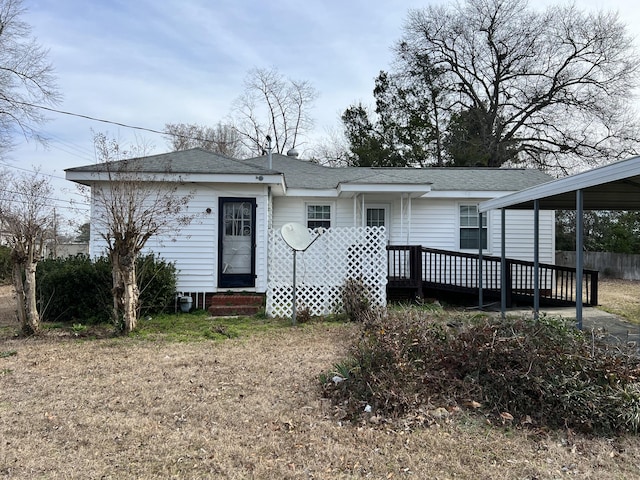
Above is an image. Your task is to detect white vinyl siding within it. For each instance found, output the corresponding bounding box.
[90,182,269,293]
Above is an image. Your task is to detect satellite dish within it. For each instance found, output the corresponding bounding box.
[280,223,312,251]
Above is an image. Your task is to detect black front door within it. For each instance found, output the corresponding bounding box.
[218,198,256,288]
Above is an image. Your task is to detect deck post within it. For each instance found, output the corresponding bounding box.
[410,245,423,299]
[505,259,513,308]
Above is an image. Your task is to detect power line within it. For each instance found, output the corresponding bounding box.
[16,100,242,146]
[17,101,169,136]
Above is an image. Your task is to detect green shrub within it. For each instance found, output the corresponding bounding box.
[37,255,112,324]
[136,254,177,317]
[322,309,640,434]
[0,245,11,284]
[36,254,177,324]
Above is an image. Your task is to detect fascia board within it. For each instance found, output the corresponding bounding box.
[338,183,432,196]
[424,190,515,199]
[66,171,284,186]
[284,188,339,198]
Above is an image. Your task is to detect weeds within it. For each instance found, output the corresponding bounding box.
[341,277,372,322]
[322,309,640,434]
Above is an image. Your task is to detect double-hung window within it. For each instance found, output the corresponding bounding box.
[460,205,487,250]
[306,204,331,229]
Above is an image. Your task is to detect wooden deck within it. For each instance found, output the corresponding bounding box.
[387,246,598,307]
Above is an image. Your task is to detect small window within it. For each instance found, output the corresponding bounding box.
[307,204,331,229]
[460,205,487,249]
[366,207,386,227]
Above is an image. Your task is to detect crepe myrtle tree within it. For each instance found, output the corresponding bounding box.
[91,132,194,333]
[0,169,55,334]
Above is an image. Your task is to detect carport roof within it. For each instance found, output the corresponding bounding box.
[478,155,640,212]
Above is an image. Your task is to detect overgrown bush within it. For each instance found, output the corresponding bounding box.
[322,308,640,434]
[341,276,371,322]
[0,245,11,284]
[36,254,177,324]
[136,254,177,317]
[37,255,112,324]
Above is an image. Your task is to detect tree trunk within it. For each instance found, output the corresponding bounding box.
[12,262,27,332]
[111,250,139,333]
[121,263,139,333]
[23,261,40,334]
[111,255,124,329]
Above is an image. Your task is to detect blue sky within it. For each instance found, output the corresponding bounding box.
[6,0,640,229]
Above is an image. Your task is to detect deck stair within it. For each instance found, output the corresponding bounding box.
[207,294,264,317]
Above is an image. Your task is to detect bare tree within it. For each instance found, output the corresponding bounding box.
[91,132,193,333]
[0,0,60,156]
[397,0,640,171]
[163,122,245,158]
[232,67,318,155]
[0,170,54,334]
[308,127,352,167]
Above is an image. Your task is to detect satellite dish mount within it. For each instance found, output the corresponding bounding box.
[280,223,323,325]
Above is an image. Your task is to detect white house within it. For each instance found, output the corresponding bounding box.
[65,148,554,313]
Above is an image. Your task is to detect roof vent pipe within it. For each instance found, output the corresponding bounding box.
[266,135,273,169]
[286,148,299,158]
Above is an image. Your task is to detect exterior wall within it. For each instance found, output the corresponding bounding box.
[89,182,269,295]
[89,185,556,299]
[271,195,555,264]
[493,209,555,263]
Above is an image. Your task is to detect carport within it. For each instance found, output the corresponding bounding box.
[479,155,640,328]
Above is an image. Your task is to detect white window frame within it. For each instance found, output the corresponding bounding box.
[364,203,390,229]
[305,202,334,230]
[458,203,489,251]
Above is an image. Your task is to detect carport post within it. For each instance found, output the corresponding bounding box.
[533,199,540,320]
[501,209,506,319]
[576,189,584,329]
[478,209,483,309]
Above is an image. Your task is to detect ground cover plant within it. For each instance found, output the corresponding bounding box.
[322,307,640,435]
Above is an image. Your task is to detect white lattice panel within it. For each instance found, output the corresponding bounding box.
[267,227,387,317]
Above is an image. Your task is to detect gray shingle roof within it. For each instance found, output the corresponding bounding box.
[244,154,553,191]
[66,148,553,192]
[65,148,274,175]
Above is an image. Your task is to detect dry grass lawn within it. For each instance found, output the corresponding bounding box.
[597,279,640,324]
[1,282,640,478]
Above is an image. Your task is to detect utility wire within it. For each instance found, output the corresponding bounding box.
[16,100,239,145]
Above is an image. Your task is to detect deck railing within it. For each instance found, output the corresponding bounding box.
[387,245,599,306]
